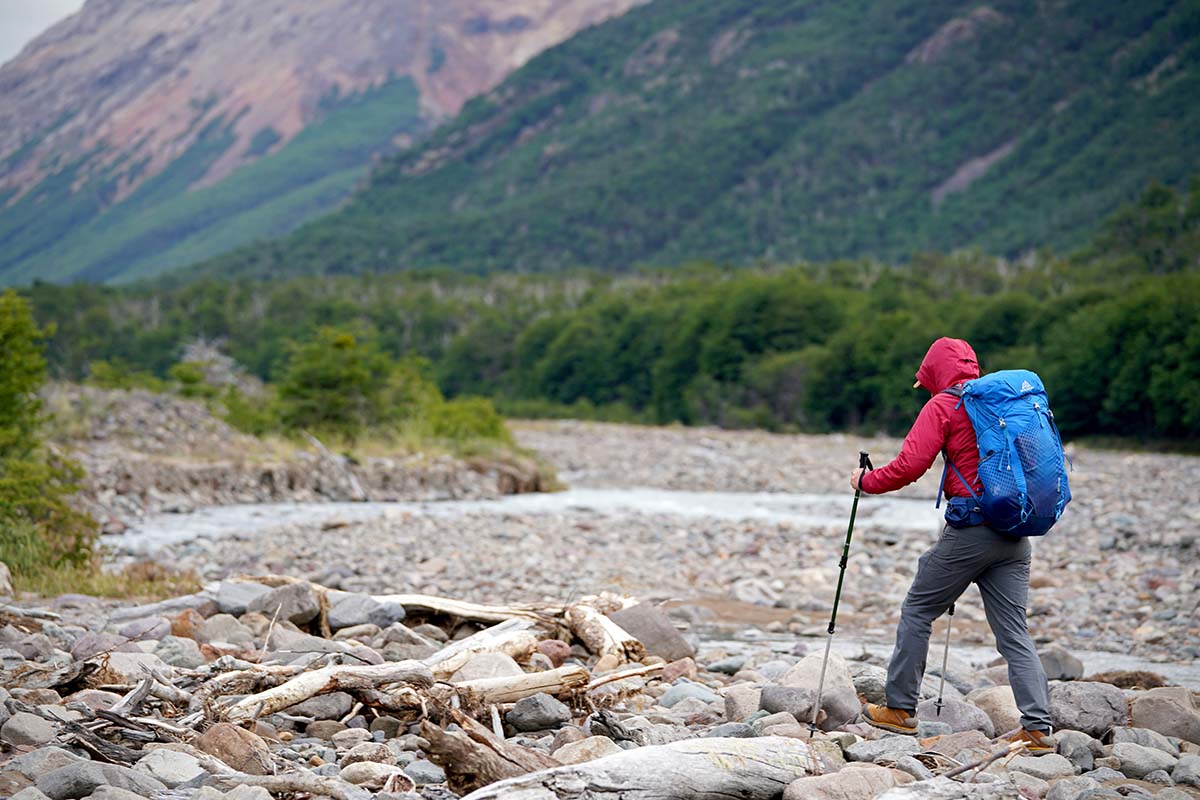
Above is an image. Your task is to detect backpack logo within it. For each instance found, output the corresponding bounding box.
[1020,380,1033,392]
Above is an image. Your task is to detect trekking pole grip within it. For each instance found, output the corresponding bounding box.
[859,451,872,470]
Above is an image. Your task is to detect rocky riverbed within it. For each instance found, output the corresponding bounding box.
[2,418,1199,800]
[113,420,1200,665]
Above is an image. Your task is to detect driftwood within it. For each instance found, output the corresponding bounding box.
[426,619,541,679]
[443,664,591,707]
[586,663,663,693]
[223,661,433,723]
[460,736,815,800]
[422,709,561,794]
[195,750,378,800]
[189,663,300,713]
[566,603,644,663]
[372,593,563,625]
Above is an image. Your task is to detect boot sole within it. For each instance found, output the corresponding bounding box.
[863,717,917,736]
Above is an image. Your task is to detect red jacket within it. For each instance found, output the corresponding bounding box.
[861,337,984,498]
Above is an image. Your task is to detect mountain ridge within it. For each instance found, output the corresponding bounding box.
[191,0,1200,280]
[0,0,645,284]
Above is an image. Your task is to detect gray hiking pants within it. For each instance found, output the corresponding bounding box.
[885,523,1054,733]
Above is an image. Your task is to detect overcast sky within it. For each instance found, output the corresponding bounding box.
[0,0,85,66]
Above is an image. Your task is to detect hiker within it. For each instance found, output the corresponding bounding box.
[849,337,1055,754]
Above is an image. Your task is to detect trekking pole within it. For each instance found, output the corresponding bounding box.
[934,603,955,716]
[810,450,872,737]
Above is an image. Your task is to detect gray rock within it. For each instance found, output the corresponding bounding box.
[505,693,572,732]
[215,580,272,615]
[1174,753,1200,787]
[752,711,800,733]
[1008,770,1049,799]
[332,728,374,749]
[451,652,525,682]
[889,755,935,781]
[659,682,719,709]
[36,762,166,799]
[1008,753,1076,780]
[1079,767,1126,782]
[917,721,953,738]
[225,786,273,800]
[705,655,746,675]
[1110,741,1177,778]
[153,635,205,668]
[6,747,86,779]
[2,712,58,747]
[917,698,994,736]
[845,736,921,762]
[755,659,794,682]
[850,662,888,705]
[10,787,52,800]
[403,759,446,785]
[197,614,255,646]
[133,749,205,788]
[1049,682,1127,737]
[1141,769,1172,785]
[117,616,171,642]
[724,685,761,723]
[703,722,755,738]
[780,653,859,730]
[69,632,135,660]
[759,685,815,721]
[1129,687,1200,745]
[877,775,1019,799]
[607,603,694,662]
[247,582,320,625]
[1045,777,1100,800]
[1039,646,1085,681]
[328,594,383,630]
[1056,729,1100,772]
[969,685,1022,736]
[285,692,354,721]
[1106,726,1180,757]
[108,593,216,623]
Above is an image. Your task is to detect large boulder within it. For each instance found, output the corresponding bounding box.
[36,763,166,800]
[196,723,273,775]
[1049,682,1127,737]
[967,685,1022,736]
[607,603,694,662]
[1109,741,1178,779]
[215,580,272,615]
[917,698,994,736]
[247,582,320,625]
[1129,687,1200,745]
[783,764,913,800]
[1,712,58,747]
[780,653,859,730]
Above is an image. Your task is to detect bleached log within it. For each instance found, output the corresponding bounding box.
[422,710,561,794]
[190,663,300,713]
[460,736,815,800]
[223,661,433,723]
[566,604,644,663]
[426,619,540,680]
[371,593,563,625]
[439,664,590,707]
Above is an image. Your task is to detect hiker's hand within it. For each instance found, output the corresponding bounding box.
[850,468,867,493]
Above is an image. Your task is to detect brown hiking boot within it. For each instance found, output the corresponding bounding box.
[1006,728,1056,754]
[862,703,917,735]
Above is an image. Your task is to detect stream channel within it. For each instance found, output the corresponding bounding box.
[112,488,1200,688]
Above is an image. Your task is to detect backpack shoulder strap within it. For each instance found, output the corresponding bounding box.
[934,383,977,508]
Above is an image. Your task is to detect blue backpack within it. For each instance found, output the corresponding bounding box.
[937,369,1071,537]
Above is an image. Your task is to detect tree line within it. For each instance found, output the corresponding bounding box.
[22,179,1200,444]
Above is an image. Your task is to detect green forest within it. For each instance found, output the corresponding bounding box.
[193,0,1200,282]
[23,180,1200,444]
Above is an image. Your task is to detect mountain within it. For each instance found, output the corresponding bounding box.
[192,0,1200,280]
[0,0,645,285]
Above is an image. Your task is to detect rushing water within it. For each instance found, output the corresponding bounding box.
[112,488,1199,688]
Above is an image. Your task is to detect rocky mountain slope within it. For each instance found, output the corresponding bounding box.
[194,0,1200,279]
[0,0,644,284]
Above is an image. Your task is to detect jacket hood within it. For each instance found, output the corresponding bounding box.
[914,337,980,393]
